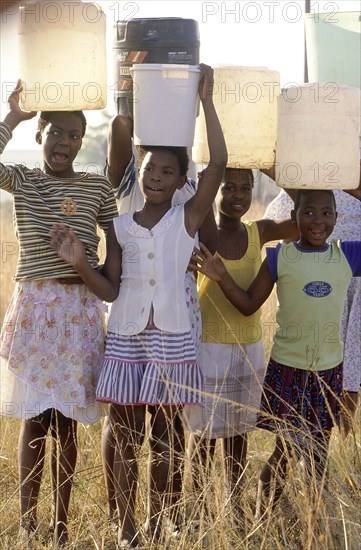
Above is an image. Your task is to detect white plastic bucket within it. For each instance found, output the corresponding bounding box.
[192,65,280,168]
[130,64,200,146]
[276,84,361,190]
[305,12,361,89]
[18,1,107,111]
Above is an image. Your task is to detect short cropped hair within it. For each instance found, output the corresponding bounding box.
[38,111,87,137]
[294,189,336,211]
[224,167,254,186]
[136,145,189,176]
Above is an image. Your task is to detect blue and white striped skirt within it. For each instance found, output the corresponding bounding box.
[96,328,202,405]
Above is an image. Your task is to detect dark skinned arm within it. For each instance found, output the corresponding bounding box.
[107,115,133,189]
[190,243,275,316]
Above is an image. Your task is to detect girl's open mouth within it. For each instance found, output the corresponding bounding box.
[53,153,68,162]
[310,228,326,239]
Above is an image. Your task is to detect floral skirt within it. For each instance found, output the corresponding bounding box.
[341,277,361,392]
[0,280,107,423]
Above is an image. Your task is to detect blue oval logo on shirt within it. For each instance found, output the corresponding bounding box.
[303,281,332,298]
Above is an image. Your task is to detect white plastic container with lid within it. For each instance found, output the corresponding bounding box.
[192,65,280,168]
[18,0,107,111]
[276,84,361,189]
[130,64,200,147]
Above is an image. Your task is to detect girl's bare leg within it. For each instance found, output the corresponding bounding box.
[340,390,359,438]
[49,410,78,546]
[110,404,145,546]
[147,405,178,538]
[188,434,217,519]
[167,411,185,529]
[255,436,289,519]
[101,416,117,522]
[303,431,331,496]
[18,412,51,535]
[223,434,248,521]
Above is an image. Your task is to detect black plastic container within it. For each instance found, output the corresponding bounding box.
[113,17,200,117]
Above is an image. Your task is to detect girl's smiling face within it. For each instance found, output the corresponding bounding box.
[139,150,186,205]
[216,168,253,220]
[292,190,337,249]
[37,112,83,178]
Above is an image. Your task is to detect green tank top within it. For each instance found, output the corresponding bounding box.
[271,241,353,370]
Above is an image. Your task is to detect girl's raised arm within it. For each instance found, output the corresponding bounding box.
[185,64,227,237]
[4,79,37,131]
[257,217,299,247]
[198,204,218,254]
[191,243,274,315]
[107,115,133,189]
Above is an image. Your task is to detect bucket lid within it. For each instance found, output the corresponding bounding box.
[130,63,200,73]
[114,17,200,44]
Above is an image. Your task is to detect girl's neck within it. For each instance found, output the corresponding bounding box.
[134,200,173,230]
[296,238,329,251]
[216,213,248,260]
[217,212,244,232]
[43,165,76,179]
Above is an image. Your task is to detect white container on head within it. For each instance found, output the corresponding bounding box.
[192,65,280,169]
[18,0,107,111]
[276,84,361,190]
[130,64,200,147]
[305,12,361,89]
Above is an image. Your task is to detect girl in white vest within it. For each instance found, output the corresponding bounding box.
[102,109,218,533]
[50,64,227,547]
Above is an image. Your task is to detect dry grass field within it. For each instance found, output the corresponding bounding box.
[0,198,360,549]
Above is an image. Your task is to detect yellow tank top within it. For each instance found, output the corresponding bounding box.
[198,220,262,344]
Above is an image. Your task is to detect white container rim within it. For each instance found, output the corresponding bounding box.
[212,64,272,70]
[282,82,360,91]
[130,64,201,73]
[18,2,105,13]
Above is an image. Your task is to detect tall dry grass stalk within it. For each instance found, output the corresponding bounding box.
[0,199,360,549]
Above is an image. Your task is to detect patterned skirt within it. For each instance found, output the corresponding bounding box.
[96,327,202,405]
[184,340,266,438]
[341,277,361,392]
[184,271,201,352]
[0,280,107,423]
[257,358,343,442]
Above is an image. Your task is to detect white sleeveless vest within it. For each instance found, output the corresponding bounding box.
[107,205,195,336]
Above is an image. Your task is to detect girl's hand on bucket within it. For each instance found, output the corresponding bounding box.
[7,79,37,120]
[198,64,214,102]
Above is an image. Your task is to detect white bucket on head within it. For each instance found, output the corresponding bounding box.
[18,0,107,111]
[305,12,361,89]
[130,64,200,146]
[192,65,280,169]
[276,84,361,190]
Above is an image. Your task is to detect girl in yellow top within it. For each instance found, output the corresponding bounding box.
[185,167,298,522]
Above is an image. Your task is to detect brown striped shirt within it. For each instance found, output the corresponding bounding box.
[0,122,118,281]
